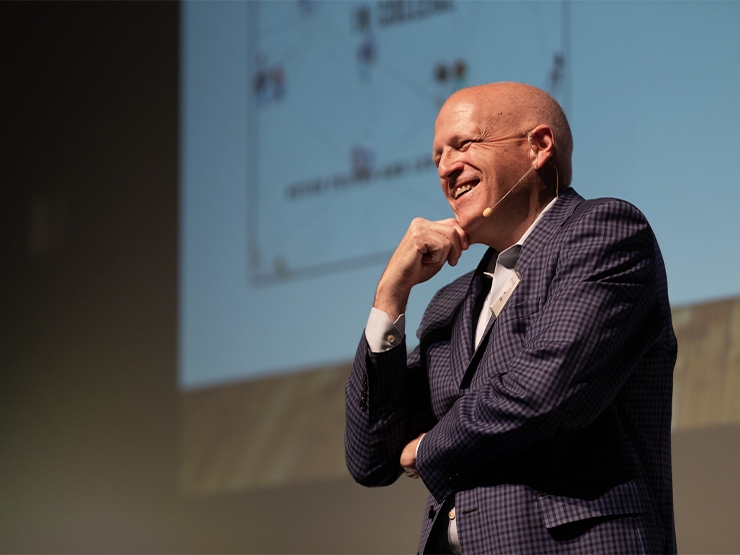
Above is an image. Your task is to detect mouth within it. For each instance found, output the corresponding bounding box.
[451,180,479,200]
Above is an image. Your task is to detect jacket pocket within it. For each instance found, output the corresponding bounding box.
[537,480,645,529]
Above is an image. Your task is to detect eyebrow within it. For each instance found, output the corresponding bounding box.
[431,133,469,164]
[432,148,442,166]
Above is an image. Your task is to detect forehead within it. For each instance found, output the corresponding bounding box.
[433,98,482,145]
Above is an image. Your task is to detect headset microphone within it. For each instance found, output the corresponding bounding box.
[482,131,559,218]
[482,164,537,218]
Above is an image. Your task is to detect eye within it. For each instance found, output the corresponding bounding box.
[459,140,472,151]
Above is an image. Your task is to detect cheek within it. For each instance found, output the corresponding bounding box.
[440,180,454,203]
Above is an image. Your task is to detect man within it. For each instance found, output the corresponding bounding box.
[345,83,676,554]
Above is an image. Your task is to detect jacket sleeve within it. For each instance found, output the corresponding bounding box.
[416,199,674,502]
[344,331,435,487]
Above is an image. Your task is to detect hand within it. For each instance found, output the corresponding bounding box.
[375,218,469,321]
[400,433,426,479]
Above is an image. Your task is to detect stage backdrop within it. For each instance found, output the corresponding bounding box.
[179,0,740,495]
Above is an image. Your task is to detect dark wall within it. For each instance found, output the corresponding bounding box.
[0,3,425,553]
[0,2,182,551]
[1,3,739,554]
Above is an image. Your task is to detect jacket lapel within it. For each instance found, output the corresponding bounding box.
[456,188,585,387]
[449,248,496,385]
[515,187,584,277]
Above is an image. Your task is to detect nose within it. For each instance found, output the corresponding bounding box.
[437,147,464,180]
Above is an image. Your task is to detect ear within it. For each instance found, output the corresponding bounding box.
[527,124,555,170]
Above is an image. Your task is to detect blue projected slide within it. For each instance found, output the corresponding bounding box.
[180,1,562,388]
[180,1,740,390]
[247,2,562,280]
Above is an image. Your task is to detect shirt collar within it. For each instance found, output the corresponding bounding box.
[485,196,558,273]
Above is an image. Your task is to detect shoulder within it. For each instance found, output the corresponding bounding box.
[544,190,655,254]
[563,196,654,250]
[548,195,661,295]
[559,190,650,231]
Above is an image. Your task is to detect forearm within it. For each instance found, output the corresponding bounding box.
[344,333,418,487]
[345,217,470,486]
[373,275,411,324]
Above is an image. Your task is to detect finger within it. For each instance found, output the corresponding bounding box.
[409,218,465,266]
[407,219,448,265]
[403,467,419,479]
[452,222,470,251]
[436,218,470,249]
[391,218,463,286]
[421,241,451,267]
[427,220,465,267]
[446,231,464,267]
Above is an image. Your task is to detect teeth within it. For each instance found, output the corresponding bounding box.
[453,184,473,199]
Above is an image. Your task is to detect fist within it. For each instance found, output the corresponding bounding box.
[374,218,469,320]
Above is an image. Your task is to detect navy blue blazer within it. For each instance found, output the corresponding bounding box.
[345,188,677,554]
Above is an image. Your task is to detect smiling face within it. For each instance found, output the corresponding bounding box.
[432,85,541,250]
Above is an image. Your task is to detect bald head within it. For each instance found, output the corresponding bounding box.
[444,83,573,187]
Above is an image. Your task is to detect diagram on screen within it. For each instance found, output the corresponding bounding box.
[245,0,565,283]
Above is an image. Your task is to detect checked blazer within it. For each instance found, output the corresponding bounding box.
[345,187,677,554]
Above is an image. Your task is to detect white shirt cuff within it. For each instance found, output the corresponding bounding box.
[365,307,405,353]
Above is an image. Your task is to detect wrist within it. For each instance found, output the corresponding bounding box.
[373,282,409,322]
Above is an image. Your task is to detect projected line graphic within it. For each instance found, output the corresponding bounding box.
[245,1,564,283]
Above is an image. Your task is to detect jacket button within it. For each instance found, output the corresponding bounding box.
[448,508,456,520]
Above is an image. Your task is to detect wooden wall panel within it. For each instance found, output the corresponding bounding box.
[181,295,740,495]
[672,296,740,431]
[180,365,350,495]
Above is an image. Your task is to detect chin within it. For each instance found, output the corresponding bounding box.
[457,214,485,244]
